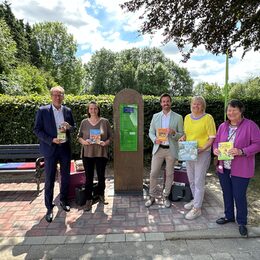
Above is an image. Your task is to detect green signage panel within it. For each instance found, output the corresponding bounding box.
[119,104,138,151]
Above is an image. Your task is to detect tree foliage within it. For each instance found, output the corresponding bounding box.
[229,77,260,99]
[0,1,30,63]
[194,82,223,98]
[1,63,55,95]
[121,0,260,60]
[0,2,86,95]
[0,18,16,74]
[32,22,85,94]
[85,47,193,95]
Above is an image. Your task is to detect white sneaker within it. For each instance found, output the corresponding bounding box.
[145,197,155,207]
[164,197,171,208]
[185,208,201,220]
[184,200,194,210]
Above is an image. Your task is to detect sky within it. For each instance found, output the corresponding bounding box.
[5,0,260,86]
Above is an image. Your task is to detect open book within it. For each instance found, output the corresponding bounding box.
[178,141,198,161]
[218,142,234,160]
[89,129,101,144]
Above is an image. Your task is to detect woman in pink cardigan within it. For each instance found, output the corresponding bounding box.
[213,100,260,237]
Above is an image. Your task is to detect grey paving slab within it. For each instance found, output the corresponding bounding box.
[43,244,83,259]
[82,242,110,258]
[210,238,241,253]
[160,240,189,256]
[84,234,106,243]
[141,241,166,257]
[250,250,260,259]
[23,235,47,245]
[236,237,260,250]
[65,235,86,244]
[108,241,147,257]
[1,245,29,260]
[186,239,216,254]
[165,227,240,240]
[210,252,233,260]
[126,233,145,242]
[145,232,165,241]
[105,233,125,242]
[163,255,191,260]
[250,226,260,235]
[230,252,256,260]
[191,255,213,260]
[44,235,66,245]
[26,245,57,259]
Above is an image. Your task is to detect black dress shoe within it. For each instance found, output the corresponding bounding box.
[216,217,235,224]
[51,203,55,209]
[239,225,248,237]
[98,195,108,205]
[60,201,70,212]
[45,211,53,223]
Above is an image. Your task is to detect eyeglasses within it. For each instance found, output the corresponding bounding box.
[51,94,64,98]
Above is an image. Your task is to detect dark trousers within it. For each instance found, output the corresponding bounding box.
[44,144,71,212]
[83,157,108,200]
[218,168,250,225]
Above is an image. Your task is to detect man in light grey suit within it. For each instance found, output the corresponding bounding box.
[145,93,184,208]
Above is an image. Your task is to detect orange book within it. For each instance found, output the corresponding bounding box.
[157,128,168,142]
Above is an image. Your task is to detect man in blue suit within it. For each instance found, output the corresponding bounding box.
[145,93,183,208]
[34,86,75,223]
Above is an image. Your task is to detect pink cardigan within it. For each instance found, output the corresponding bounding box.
[213,118,260,178]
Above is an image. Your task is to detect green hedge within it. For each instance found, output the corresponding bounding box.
[0,94,259,159]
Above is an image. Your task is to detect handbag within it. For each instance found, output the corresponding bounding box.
[75,160,84,172]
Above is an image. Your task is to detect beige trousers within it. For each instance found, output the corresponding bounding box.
[149,148,176,197]
[186,150,211,208]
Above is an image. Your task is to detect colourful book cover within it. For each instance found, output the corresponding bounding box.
[178,141,198,161]
[89,129,101,144]
[218,142,234,160]
[157,128,168,142]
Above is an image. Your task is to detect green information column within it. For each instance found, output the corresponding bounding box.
[119,104,138,151]
[113,89,144,194]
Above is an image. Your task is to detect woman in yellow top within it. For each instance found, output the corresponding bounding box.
[179,96,216,220]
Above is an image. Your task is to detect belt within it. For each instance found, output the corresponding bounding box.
[159,144,170,149]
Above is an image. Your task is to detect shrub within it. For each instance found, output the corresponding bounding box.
[0,94,259,159]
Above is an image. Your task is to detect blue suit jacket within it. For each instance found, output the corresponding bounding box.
[149,110,184,158]
[34,104,75,157]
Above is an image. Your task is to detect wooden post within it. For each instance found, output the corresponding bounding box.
[113,89,143,194]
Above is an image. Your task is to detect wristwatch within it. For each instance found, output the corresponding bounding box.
[240,149,245,156]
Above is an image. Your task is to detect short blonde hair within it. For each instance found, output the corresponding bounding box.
[50,86,65,95]
[190,96,206,113]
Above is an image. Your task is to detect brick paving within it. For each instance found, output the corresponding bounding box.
[0,175,232,238]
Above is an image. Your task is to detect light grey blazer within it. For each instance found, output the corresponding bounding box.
[149,110,184,158]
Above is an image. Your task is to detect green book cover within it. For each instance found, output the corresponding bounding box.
[218,142,234,160]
